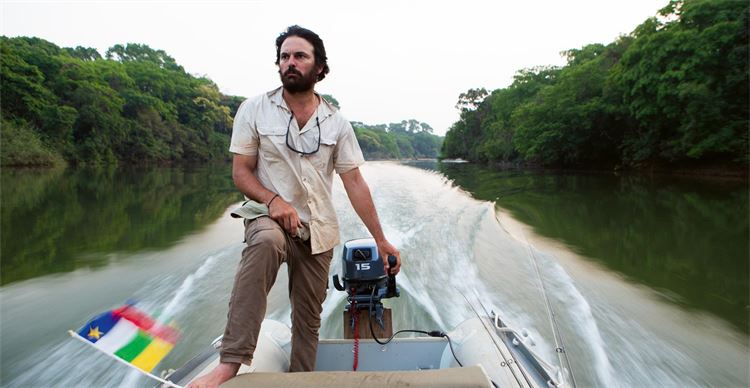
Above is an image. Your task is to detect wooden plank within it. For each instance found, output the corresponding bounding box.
[222,366,493,388]
[343,309,392,340]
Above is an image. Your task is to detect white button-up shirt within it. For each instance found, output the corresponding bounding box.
[229,87,365,254]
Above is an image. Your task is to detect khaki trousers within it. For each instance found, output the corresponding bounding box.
[220,216,333,372]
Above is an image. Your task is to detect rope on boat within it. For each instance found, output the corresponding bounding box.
[524,239,578,388]
[474,290,535,387]
[352,298,360,371]
[460,290,525,387]
[492,315,566,382]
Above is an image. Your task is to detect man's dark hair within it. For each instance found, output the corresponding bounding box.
[275,25,330,81]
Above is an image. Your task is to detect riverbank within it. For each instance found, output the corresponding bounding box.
[475,160,750,180]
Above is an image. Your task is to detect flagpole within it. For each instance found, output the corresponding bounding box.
[68,331,185,388]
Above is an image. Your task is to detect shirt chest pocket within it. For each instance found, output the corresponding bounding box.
[256,125,287,160]
[308,136,337,172]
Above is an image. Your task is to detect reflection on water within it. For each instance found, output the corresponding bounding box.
[406,160,749,333]
[0,164,241,285]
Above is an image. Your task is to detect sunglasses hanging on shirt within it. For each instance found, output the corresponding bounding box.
[285,114,321,155]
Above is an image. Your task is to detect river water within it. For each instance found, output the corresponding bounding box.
[1,161,747,387]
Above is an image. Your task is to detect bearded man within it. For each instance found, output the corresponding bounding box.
[188,25,401,388]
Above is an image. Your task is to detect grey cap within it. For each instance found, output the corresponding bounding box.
[231,200,310,241]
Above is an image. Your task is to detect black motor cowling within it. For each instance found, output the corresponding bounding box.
[332,238,399,328]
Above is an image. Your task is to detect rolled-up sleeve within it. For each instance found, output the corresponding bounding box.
[334,121,365,174]
[229,99,259,156]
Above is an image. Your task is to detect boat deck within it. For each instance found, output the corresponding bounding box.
[222,365,492,388]
[316,337,450,371]
[168,318,559,388]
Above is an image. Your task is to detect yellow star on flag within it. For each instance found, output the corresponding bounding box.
[87,326,103,340]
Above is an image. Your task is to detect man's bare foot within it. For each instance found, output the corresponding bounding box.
[186,362,240,388]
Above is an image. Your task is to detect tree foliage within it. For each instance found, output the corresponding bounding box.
[1,36,444,166]
[351,120,442,160]
[1,37,236,166]
[441,0,748,169]
[614,0,749,162]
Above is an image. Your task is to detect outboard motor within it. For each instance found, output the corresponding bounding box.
[333,238,399,332]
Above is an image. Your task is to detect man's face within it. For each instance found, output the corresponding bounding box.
[278,36,321,94]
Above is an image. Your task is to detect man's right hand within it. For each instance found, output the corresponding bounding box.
[231,155,302,237]
[268,196,302,236]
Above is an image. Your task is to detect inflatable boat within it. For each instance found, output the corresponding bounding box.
[163,239,569,388]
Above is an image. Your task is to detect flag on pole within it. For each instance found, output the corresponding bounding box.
[72,304,180,373]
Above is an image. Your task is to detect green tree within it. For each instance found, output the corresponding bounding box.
[352,120,442,160]
[64,46,102,61]
[455,88,488,112]
[613,0,749,164]
[106,43,183,71]
[513,43,626,165]
[442,0,748,170]
[1,37,241,166]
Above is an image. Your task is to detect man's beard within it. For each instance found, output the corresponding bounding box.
[280,67,317,93]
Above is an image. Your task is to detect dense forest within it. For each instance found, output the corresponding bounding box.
[1,38,240,166]
[442,0,748,171]
[352,120,442,159]
[0,37,442,166]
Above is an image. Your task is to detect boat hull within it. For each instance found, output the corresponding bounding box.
[166,316,560,387]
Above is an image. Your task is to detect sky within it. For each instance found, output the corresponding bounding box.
[2,0,668,135]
